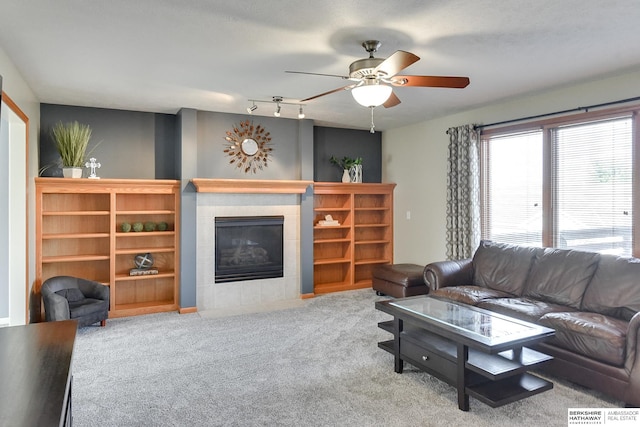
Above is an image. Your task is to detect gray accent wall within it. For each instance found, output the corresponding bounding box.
[39,104,382,183]
[313,126,382,183]
[298,120,315,295]
[39,104,176,179]
[196,111,303,179]
[177,109,198,309]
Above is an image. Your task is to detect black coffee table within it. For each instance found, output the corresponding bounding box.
[376,296,555,411]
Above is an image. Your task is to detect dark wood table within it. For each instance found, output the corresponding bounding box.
[0,320,78,426]
[376,296,555,411]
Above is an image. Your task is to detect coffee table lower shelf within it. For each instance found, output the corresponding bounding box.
[377,320,554,409]
[467,373,553,408]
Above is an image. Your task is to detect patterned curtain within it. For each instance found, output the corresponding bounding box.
[446,124,481,260]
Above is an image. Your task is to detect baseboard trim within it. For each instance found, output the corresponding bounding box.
[179,307,197,314]
[301,293,315,299]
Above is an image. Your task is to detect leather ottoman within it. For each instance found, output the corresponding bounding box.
[372,263,428,298]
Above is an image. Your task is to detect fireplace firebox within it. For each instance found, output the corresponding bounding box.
[214,216,284,283]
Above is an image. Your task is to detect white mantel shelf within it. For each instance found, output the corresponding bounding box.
[191,178,313,194]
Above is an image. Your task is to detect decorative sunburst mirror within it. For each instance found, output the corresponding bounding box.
[223,120,273,174]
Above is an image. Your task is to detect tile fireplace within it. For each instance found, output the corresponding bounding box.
[196,193,301,313]
[192,178,312,315]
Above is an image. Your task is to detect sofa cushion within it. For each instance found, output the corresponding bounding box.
[472,240,540,296]
[55,287,85,303]
[523,248,600,309]
[431,286,513,306]
[477,297,576,324]
[540,312,627,366]
[68,298,109,319]
[581,254,640,321]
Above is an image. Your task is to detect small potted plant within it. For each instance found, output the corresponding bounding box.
[52,121,93,178]
[330,155,363,183]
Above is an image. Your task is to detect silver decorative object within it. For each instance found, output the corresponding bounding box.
[85,157,101,179]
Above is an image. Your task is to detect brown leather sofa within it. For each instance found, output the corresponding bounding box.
[423,240,640,406]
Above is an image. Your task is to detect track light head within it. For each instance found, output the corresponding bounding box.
[273,96,283,117]
[247,103,257,113]
[298,106,305,119]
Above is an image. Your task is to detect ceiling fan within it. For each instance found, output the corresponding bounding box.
[287,40,470,109]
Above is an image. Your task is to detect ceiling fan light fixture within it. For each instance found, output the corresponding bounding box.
[351,82,393,107]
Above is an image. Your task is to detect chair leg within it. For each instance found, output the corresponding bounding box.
[100,319,106,327]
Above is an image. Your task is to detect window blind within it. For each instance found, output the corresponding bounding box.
[481,130,543,246]
[552,116,633,255]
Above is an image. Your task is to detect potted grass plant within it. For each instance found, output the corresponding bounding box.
[52,121,93,178]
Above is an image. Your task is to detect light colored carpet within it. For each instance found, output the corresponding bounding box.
[73,290,622,426]
[198,299,306,319]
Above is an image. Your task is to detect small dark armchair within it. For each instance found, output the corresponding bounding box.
[41,276,109,327]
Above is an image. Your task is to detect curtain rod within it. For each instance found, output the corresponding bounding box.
[473,95,640,130]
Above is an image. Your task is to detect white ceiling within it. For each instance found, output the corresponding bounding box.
[1,0,640,131]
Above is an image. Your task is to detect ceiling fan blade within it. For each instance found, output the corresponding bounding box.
[393,75,470,88]
[285,70,349,79]
[374,50,420,77]
[383,91,401,108]
[300,84,357,102]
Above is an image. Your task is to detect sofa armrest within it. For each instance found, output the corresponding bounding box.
[42,292,71,321]
[625,311,640,404]
[423,258,473,291]
[626,311,640,373]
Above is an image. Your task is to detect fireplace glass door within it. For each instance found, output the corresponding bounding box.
[214,216,284,283]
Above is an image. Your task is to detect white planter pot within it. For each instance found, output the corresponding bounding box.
[62,167,83,178]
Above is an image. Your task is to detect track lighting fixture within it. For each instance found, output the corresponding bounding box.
[273,96,282,117]
[245,96,305,119]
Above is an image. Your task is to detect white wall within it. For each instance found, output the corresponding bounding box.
[0,45,40,323]
[1,102,28,325]
[383,69,640,265]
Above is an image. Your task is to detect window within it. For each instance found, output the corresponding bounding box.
[481,109,637,257]
[481,131,543,246]
[553,117,633,255]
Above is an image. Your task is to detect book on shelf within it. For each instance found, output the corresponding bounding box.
[317,214,340,226]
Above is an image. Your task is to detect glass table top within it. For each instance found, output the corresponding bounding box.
[389,296,541,342]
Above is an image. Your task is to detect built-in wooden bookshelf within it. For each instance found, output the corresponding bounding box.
[35,178,180,318]
[313,182,395,294]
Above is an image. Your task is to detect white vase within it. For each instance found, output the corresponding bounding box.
[349,165,362,183]
[341,169,350,183]
[62,167,83,178]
